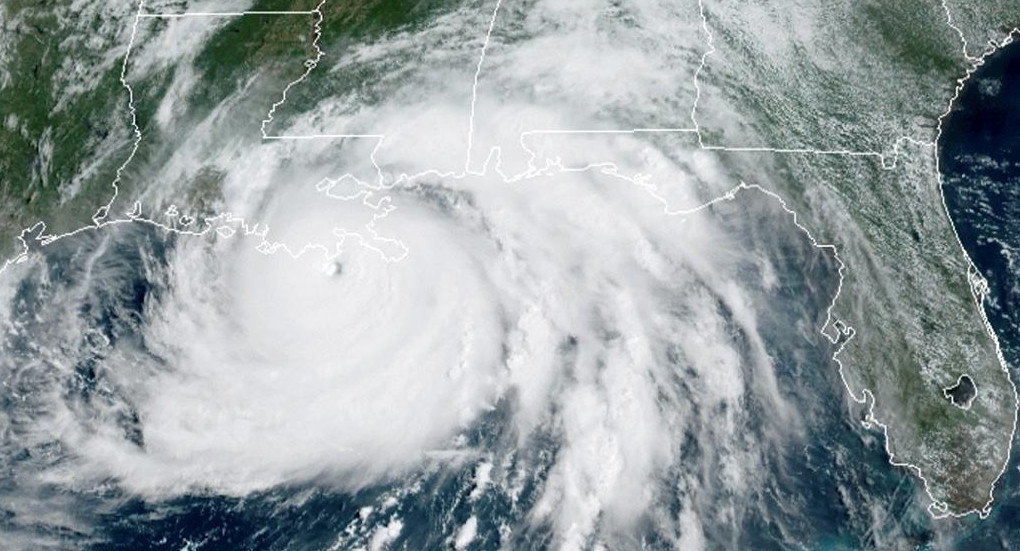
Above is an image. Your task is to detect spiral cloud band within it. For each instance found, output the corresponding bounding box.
[0,0,874,547]
[1,146,817,546]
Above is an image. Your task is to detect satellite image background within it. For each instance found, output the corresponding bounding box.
[0,0,1019,549]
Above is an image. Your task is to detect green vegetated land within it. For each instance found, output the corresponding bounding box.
[0,0,456,257]
[0,6,130,247]
[1,0,1019,517]
[686,0,1020,513]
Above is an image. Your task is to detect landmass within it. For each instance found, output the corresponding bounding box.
[1,0,1018,517]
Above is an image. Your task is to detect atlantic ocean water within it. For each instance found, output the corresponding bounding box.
[4,39,1020,551]
[936,38,1020,550]
[0,196,944,550]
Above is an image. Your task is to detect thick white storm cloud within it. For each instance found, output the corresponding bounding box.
[33,168,805,550]
[0,0,826,548]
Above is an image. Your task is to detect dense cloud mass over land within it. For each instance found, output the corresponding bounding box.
[0,0,1018,548]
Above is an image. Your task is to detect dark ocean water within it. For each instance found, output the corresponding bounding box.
[7,40,1020,551]
[64,196,941,550]
[937,38,1020,549]
[2,197,940,550]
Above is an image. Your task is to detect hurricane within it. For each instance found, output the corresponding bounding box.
[3,0,1020,549]
[0,121,834,546]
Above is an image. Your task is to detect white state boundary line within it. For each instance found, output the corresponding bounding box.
[1,0,1018,523]
[924,25,1020,519]
[259,0,329,140]
[505,5,1019,521]
[691,0,713,147]
[90,0,146,228]
[138,11,317,18]
[463,0,504,174]
[261,0,924,172]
